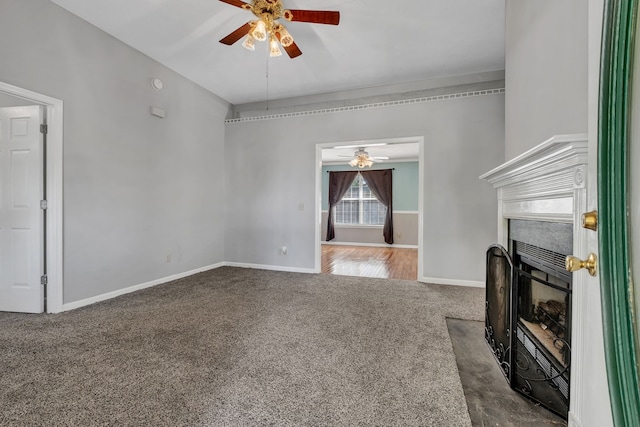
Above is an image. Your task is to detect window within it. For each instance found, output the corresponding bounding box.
[335,173,386,225]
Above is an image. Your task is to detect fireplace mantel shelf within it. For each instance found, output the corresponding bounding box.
[480,134,588,188]
[480,134,588,225]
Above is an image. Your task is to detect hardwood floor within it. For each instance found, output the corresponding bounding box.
[321,244,418,281]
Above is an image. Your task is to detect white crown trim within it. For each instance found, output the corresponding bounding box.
[225,88,505,124]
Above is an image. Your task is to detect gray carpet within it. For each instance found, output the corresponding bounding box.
[0,267,484,426]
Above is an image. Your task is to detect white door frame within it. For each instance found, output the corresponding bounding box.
[314,136,424,278]
[0,81,63,314]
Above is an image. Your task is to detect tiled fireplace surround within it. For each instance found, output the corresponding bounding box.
[481,134,589,422]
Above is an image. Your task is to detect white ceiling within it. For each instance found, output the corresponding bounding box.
[50,0,505,105]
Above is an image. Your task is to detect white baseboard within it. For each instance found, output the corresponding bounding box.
[568,411,581,427]
[61,262,226,312]
[225,262,316,274]
[322,241,418,249]
[419,276,485,288]
[60,262,481,313]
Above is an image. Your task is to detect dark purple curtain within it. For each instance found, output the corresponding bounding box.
[361,169,393,244]
[327,171,358,241]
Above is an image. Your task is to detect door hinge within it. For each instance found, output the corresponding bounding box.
[40,124,48,134]
[40,200,48,210]
[41,275,48,286]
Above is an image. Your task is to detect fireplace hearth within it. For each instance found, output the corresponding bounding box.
[485,219,572,418]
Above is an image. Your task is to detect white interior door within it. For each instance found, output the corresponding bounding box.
[0,105,44,313]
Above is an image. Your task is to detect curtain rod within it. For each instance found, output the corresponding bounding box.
[326,168,395,173]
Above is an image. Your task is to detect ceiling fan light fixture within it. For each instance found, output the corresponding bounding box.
[219,0,341,59]
[349,150,374,168]
[276,25,294,47]
[350,157,373,168]
[242,34,256,51]
[253,19,267,41]
[269,37,282,57]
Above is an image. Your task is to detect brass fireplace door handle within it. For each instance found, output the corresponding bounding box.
[565,253,598,277]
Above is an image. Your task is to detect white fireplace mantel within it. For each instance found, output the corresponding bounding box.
[480,133,590,426]
[480,134,588,246]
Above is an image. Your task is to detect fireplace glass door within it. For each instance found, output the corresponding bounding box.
[513,253,571,418]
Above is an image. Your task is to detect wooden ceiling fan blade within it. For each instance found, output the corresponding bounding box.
[283,10,340,25]
[274,24,302,58]
[219,22,253,45]
[218,0,252,10]
[282,40,302,58]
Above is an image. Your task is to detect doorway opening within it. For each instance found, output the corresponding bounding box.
[0,81,63,313]
[314,137,424,281]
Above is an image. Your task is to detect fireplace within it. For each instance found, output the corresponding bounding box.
[480,134,589,423]
[486,219,573,418]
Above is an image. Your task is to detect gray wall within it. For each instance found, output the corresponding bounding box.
[0,1,503,301]
[504,1,612,424]
[505,0,588,160]
[0,0,230,303]
[225,93,504,282]
[0,93,35,107]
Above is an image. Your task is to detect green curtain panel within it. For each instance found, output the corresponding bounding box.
[598,0,640,425]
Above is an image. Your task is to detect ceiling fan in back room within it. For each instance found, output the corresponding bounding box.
[338,148,389,169]
[218,0,340,58]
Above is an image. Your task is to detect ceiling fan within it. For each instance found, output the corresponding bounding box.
[339,148,389,168]
[218,0,340,58]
